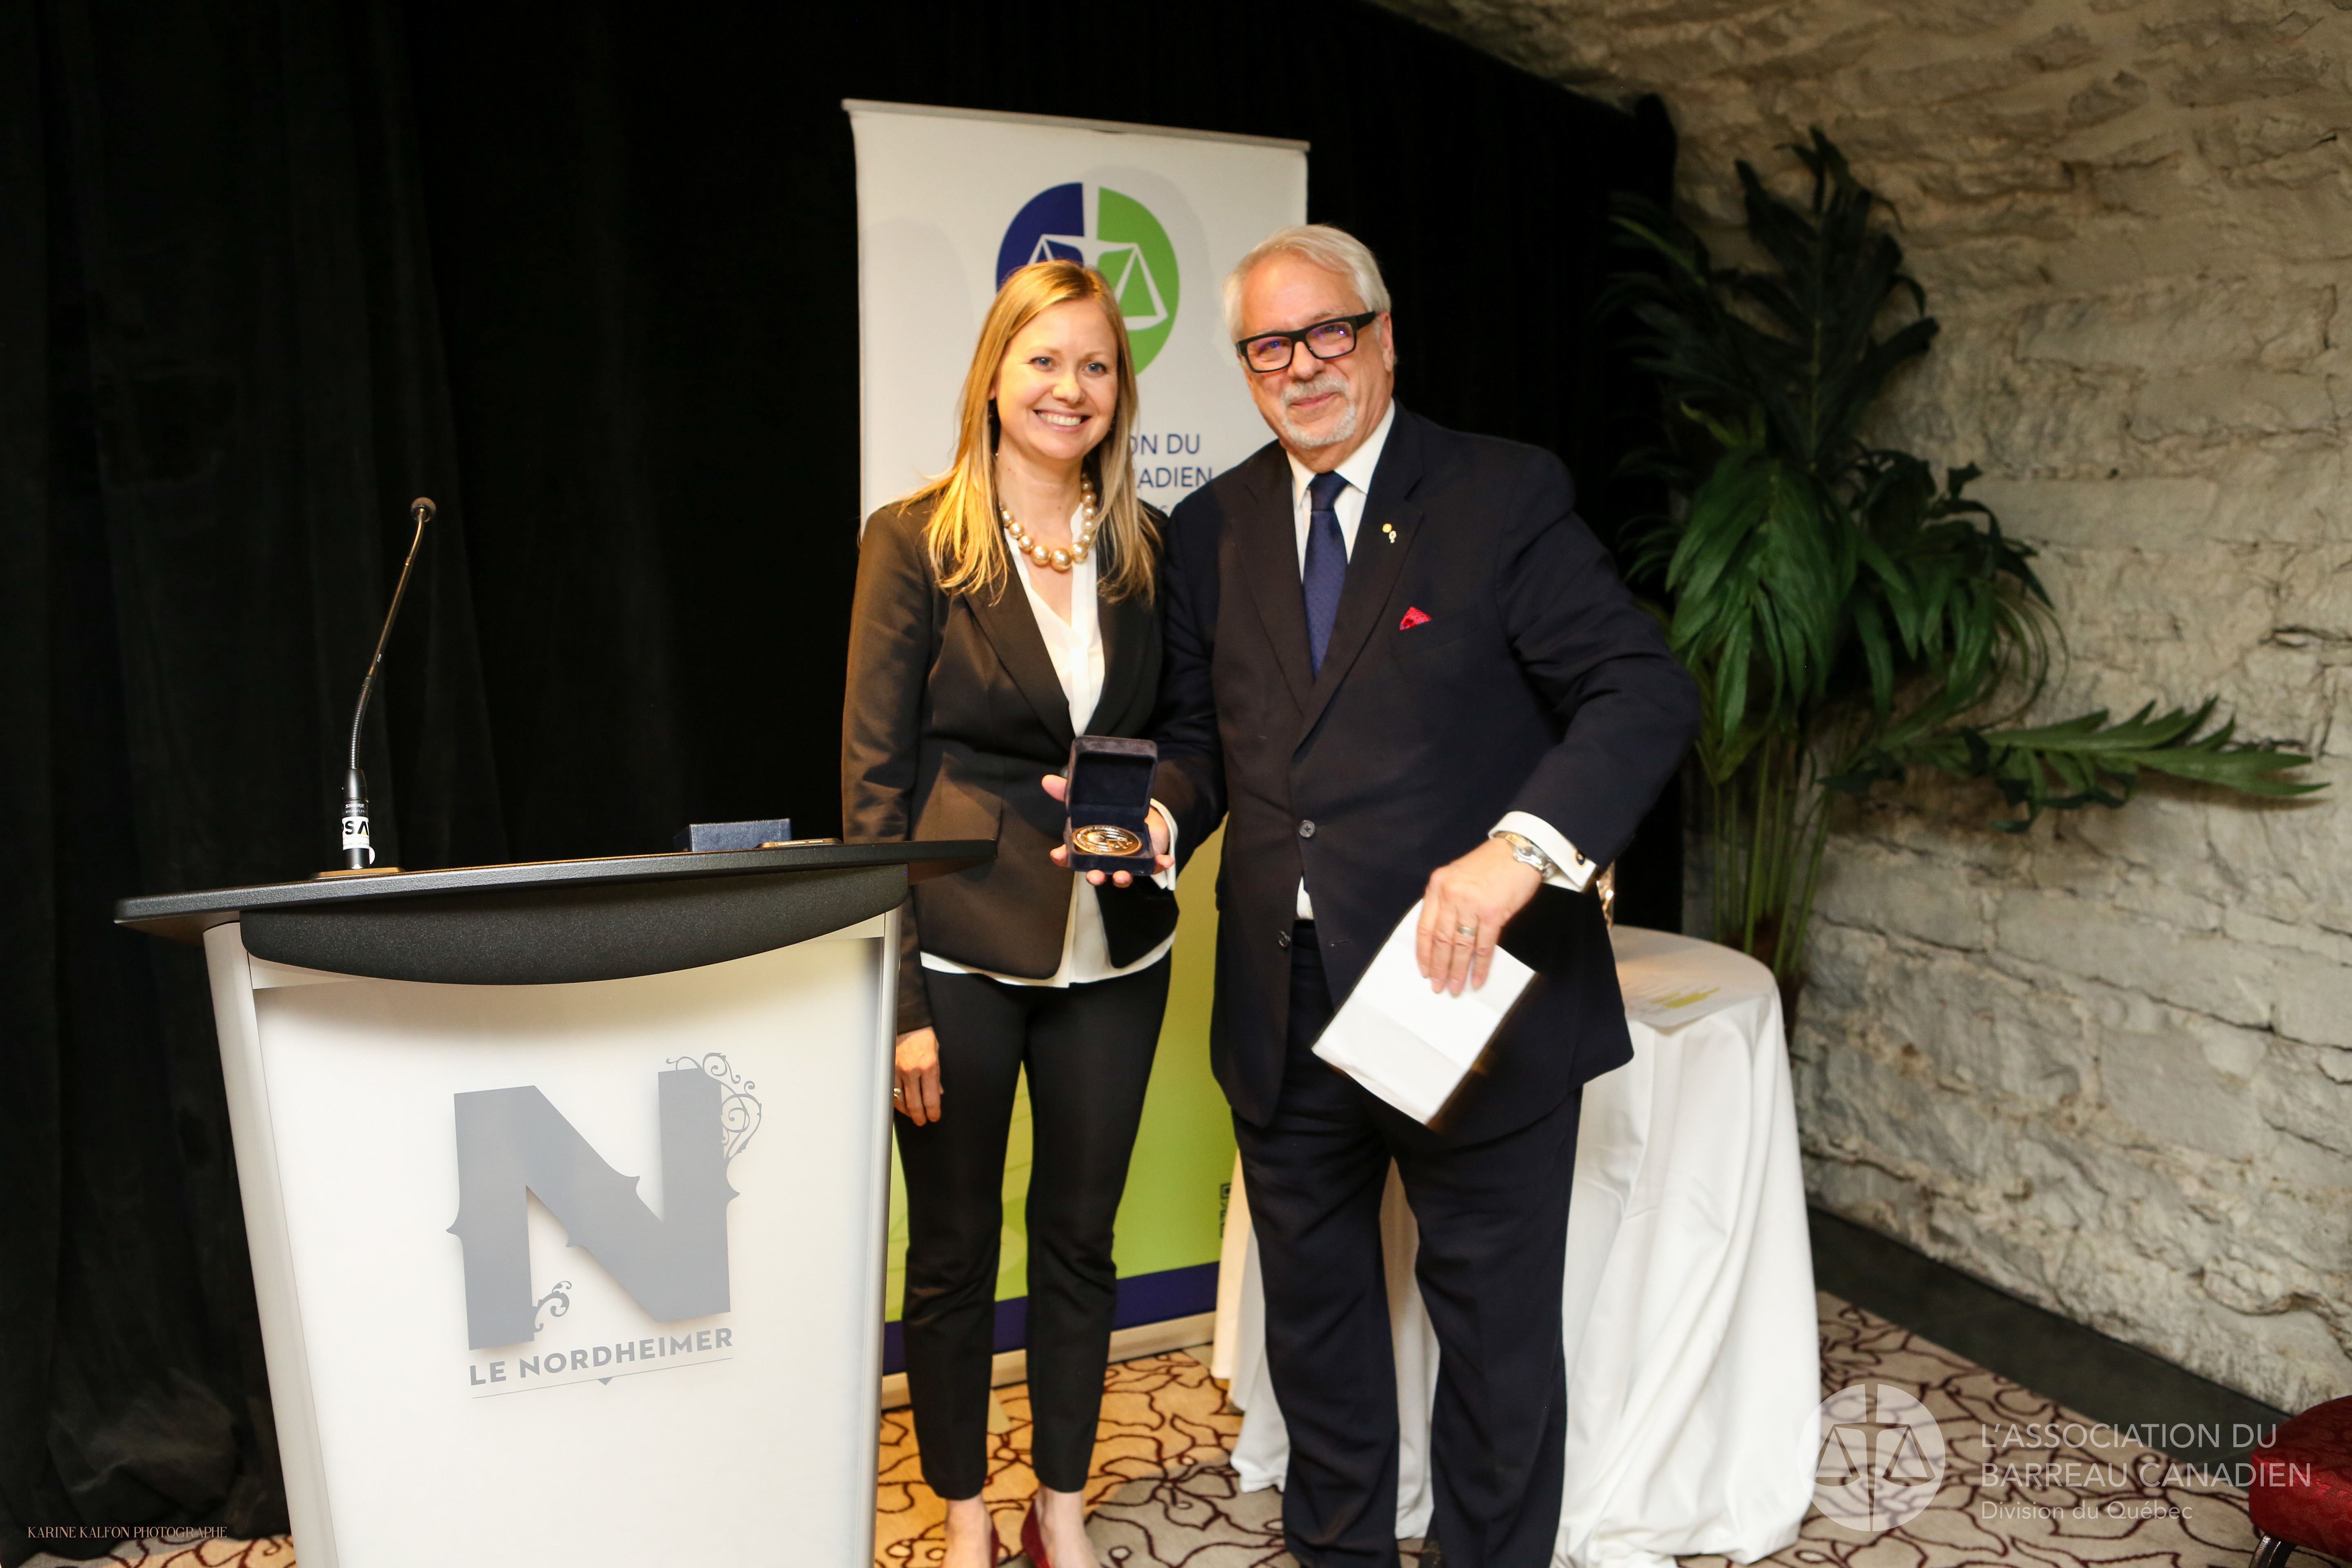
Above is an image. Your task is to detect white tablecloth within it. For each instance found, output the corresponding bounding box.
[1208,927,1817,1568]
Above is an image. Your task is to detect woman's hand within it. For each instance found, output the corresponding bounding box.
[1043,773,1174,887]
[894,1028,943,1125]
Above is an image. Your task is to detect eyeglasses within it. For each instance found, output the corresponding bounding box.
[1234,312,1380,374]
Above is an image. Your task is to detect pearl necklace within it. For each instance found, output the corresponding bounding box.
[1001,477,1099,572]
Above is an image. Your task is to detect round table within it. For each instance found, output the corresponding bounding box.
[1207,927,1819,1568]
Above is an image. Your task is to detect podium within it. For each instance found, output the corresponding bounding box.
[116,841,990,1568]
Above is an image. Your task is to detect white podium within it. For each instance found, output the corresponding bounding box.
[116,842,988,1568]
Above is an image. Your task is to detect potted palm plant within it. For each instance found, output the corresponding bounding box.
[1606,129,2320,1012]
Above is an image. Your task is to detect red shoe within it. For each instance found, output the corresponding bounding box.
[1019,1497,1054,1568]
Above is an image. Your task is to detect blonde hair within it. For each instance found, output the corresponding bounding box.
[907,261,1156,604]
[1221,223,1393,341]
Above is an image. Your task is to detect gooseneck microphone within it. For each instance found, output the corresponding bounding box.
[334,498,434,873]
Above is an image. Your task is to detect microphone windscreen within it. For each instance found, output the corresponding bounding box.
[410,497,437,521]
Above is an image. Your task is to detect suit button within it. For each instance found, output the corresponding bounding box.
[1276,931,1291,950]
[1298,820,1316,838]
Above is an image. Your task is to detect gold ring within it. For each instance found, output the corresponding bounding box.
[1073,824,1145,857]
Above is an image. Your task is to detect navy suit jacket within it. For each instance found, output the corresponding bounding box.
[1151,405,1700,1143]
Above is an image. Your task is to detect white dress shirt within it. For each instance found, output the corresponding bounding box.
[921,517,1178,987]
[1283,402,1597,920]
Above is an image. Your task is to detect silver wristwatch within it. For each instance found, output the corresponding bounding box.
[1489,829,1559,880]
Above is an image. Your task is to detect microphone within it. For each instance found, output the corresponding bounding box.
[334,498,434,873]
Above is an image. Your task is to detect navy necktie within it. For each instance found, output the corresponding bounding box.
[1301,470,1349,675]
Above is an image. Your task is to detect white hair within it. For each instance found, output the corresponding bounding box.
[1221,223,1393,342]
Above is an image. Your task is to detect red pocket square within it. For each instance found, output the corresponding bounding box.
[1399,606,1432,629]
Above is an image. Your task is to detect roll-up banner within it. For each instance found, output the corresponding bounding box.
[849,100,1307,519]
[847,101,1306,1353]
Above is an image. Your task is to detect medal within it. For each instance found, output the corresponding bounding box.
[1072,824,1145,857]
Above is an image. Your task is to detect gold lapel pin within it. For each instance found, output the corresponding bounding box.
[1382,522,1398,544]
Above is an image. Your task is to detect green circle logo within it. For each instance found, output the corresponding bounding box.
[998,183,1181,374]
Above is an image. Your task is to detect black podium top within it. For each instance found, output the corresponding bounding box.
[114,840,992,986]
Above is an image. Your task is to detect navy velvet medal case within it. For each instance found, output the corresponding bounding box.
[1064,735,1158,874]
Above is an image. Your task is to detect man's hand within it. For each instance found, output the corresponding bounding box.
[1043,773,1175,886]
[1417,837,1542,995]
[894,1028,943,1125]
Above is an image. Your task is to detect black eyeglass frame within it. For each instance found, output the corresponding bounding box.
[1233,311,1381,373]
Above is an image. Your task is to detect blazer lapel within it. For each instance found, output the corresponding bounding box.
[1296,409,1426,742]
[1087,585,1147,735]
[1232,448,1315,717]
[968,581,1076,745]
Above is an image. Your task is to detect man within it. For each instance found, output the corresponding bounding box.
[1149,225,1699,1568]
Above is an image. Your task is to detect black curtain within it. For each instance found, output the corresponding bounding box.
[0,1,1673,1557]
[405,3,1678,865]
[3,0,503,1556]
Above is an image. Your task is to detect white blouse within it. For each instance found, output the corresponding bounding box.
[920,518,1177,987]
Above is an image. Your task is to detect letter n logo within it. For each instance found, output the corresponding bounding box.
[448,1069,735,1349]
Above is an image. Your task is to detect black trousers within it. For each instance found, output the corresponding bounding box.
[1236,929,1582,1568]
[896,959,1169,1499]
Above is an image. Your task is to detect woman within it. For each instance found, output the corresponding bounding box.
[844,260,1176,1568]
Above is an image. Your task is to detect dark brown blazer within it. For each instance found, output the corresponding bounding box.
[843,494,1176,1034]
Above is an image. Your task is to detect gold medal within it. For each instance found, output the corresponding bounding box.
[1072,824,1145,857]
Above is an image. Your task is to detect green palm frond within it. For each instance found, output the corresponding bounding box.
[1662,437,1852,773]
[1609,127,1939,488]
[1604,128,2324,980]
[1905,702,2323,831]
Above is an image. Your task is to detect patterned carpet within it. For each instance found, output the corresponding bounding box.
[1717,1296,2296,1568]
[877,1349,1316,1567]
[33,1294,2325,1568]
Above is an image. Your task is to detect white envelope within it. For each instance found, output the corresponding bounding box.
[1310,898,1537,1125]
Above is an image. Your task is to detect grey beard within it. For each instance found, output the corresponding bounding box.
[1278,378,1358,450]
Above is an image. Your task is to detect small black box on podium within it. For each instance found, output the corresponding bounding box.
[673,819,792,851]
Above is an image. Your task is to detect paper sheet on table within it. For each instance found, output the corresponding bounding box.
[1613,942,1762,1029]
[1311,899,1535,1125]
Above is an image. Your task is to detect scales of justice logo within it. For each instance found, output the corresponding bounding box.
[998,183,1181,374]
[1813,1381,1948,1532]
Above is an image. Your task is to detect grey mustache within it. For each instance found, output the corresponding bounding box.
[1283,376,1347,407]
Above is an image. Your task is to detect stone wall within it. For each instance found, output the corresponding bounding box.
[1375,0,2352,1410]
